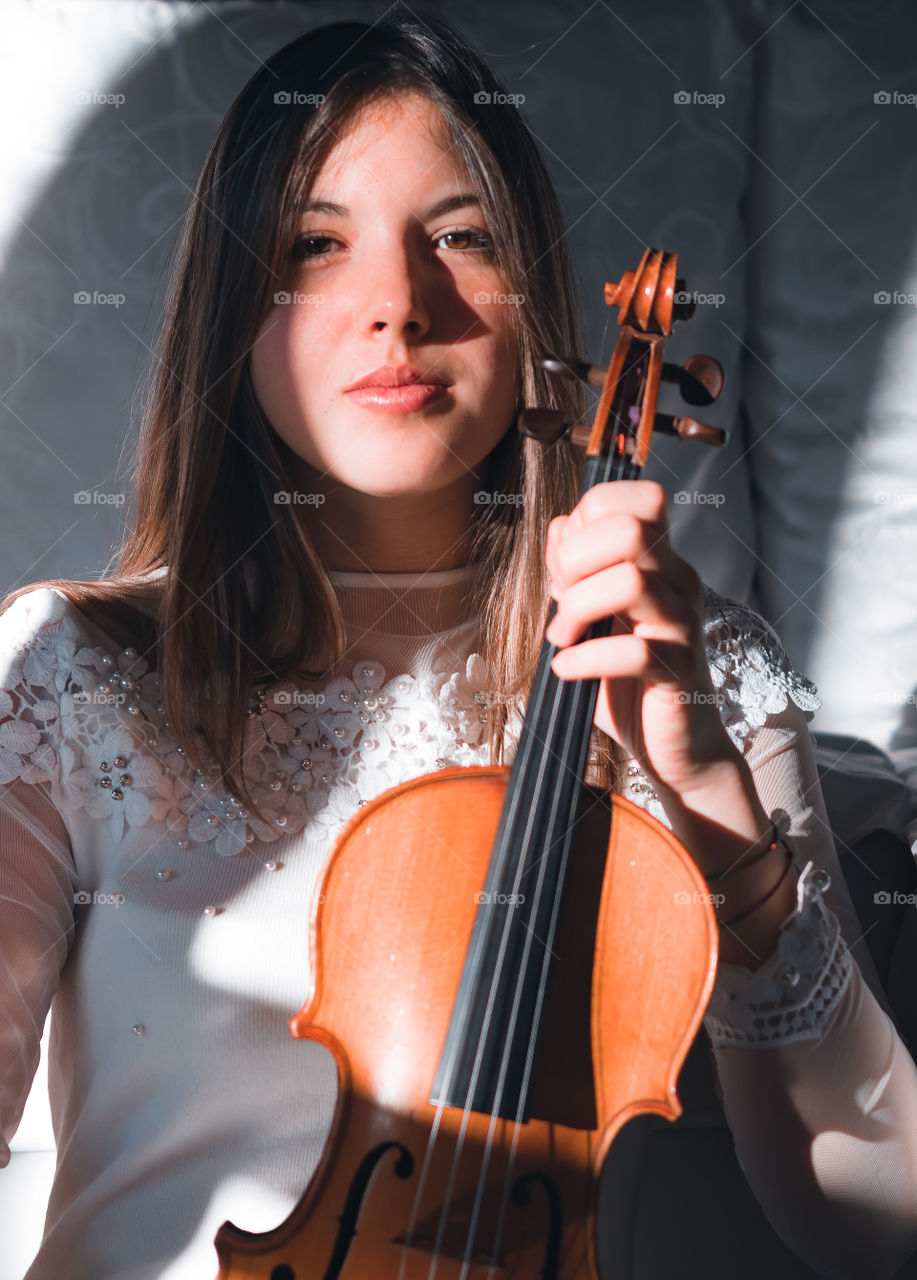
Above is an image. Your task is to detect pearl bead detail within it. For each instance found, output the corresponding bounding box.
[80,643,493,855]
[203,905,217,917]
[156,869,173,881]
[131,1024,146,1036]
[806,868,831,895]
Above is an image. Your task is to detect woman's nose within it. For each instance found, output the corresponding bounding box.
[358,250,432,339]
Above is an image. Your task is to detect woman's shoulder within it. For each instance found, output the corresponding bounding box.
[0,573,163,669]
[0,575,172,827]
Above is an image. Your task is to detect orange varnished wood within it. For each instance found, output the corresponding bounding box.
[587,328,632,458]
[213,768,718,1278]
[604,247,675,337]
[634,336,664,470]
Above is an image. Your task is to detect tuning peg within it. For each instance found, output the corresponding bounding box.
[540,355,607,388]
[654,413,727,447]
[661,354,725,406]
[517,409,567,442]
[516,409,591,447]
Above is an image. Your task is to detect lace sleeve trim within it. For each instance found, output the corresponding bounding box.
[704,860,854,1049]
[701,584,821,752]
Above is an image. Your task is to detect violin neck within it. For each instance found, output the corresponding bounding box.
[430,448,639,1121]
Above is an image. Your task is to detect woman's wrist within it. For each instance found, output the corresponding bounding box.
[653,754,774,876]
[652,755,801,969]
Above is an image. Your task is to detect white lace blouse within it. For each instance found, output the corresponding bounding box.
[1,565,917,1280]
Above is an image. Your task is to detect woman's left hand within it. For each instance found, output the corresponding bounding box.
[544,479,738,800]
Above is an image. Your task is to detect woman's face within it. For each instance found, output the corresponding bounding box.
[249,91,520,498]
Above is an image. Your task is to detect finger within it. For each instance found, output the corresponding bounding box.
[565,480,670,540]
[545,563,696,648]
[551,511,677,593]
[545,515,571,597]
[550,632,692,686]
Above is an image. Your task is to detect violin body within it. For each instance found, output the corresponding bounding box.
[214,765,717,1278]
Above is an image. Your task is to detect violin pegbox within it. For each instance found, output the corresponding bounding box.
[518,246,727,467]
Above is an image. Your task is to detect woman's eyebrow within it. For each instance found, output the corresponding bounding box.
[299,192,482,219]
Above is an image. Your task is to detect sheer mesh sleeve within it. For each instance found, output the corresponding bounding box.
[707,696,917,1279]
[0,775,77,1169]
[0,590,80,1168]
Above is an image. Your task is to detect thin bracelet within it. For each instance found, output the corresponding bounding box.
[705,821,782,882]
[720,846,794,927]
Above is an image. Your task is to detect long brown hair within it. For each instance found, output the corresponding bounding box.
[2,11,622,822]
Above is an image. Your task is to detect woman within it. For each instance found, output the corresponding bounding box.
[1,12,916,1279]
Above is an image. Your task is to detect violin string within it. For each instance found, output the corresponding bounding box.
[398,488,604,1279]
[458,612,603,1269]
[396,357,644,1279]
[448,434,629,1275]
[418,395,636,1278]
[453,595,599,1273]
[460,441,634,1273]
[393,457,602,1278]
[445,376,642,1274]
[421,657,584,1280]
[456,362,647,1269]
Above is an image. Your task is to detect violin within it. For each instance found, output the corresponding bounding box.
[213,247,727,1279]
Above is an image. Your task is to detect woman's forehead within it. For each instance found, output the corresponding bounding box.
[313,91,463,182]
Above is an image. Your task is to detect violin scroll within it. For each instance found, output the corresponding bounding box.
[517,246,726,464]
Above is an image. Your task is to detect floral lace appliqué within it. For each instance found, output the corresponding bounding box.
[0,589,500,857]
[1,584,819,864]
[701,584,821,751]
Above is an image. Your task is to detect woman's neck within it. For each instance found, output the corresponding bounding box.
[297,467,480,573]
[329,562,481,636]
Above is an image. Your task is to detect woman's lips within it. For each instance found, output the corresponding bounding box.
[344,383,448,413]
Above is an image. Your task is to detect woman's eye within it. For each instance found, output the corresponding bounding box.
[435,228,494,253]
[291,235,337,260]
[290,228,494,259]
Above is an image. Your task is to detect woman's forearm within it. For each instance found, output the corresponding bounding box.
[651,754,801,968]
